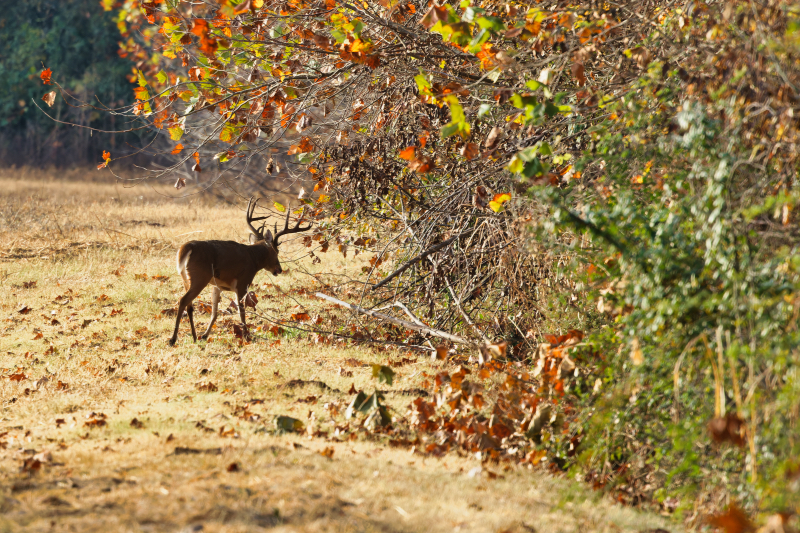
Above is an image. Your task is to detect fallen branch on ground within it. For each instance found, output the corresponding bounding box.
[315,292,473,346]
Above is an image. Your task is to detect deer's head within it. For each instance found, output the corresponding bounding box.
[246,198,311,276]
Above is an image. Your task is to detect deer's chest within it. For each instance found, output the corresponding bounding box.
[210,277,238,292]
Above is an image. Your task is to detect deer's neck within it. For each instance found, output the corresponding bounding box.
[247,242,273,270]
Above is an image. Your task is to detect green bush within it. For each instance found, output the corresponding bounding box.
[528,5,800,514]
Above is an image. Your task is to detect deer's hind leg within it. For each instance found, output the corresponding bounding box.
[169,275,211,346]
[199,286,220,340]
[236,285,252,341]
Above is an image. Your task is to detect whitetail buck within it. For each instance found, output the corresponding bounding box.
[168,198,311,346]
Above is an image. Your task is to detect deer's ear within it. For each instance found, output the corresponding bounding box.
[249,233,260,244]
[263,230,274,245]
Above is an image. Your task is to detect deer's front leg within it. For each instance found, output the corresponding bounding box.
[199,286,220,340]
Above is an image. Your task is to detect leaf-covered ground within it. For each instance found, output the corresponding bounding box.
[0,170,676,533]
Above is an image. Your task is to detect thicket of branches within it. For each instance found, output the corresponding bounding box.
[39,0,800,525]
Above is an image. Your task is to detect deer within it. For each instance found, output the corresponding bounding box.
[168,198,311,346]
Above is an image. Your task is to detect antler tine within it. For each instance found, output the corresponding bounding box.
[245,197,268,238]
[272,205,313,248]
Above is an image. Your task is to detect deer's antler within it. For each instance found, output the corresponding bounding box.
[246,197,268,239]
[273,206,312,248]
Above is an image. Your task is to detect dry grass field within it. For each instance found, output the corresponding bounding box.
[0,168,676,533]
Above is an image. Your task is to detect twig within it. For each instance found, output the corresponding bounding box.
[371,228,475,290]
[392,301,426,327]
[443,273,490,343]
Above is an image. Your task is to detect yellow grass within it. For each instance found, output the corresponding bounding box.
[0,169,678,533]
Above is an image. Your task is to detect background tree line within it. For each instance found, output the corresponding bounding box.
[0,0,141,167]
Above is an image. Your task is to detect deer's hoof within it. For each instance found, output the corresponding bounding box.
[168,337,177,347]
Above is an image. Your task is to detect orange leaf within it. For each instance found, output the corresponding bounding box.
[488,193,512,212]
[40,68,52,85]
[419,132,429,149]
[171,144,184,155]
[707,504,755,533]
[420,4,448,28]
[190,18,209,37]
[459,142,478,160]
[398,146,416,160]
[408,156,433,173]
[288,137,314,155]
[193,152,200,164]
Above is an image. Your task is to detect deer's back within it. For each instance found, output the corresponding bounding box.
[177,240,256,280]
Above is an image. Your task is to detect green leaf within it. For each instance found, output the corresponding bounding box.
[522,158,549,178]
[475,16,505,32]
[544,101,560,117]
[443,95,465,122]
[346,390,388,418]
[469,27,491,49]
[156,71,168,85]
[371,364,395,385]
[168,125,184,141]
[414,73,432,95]
[352,19,365,40]
[525,80,543,91]
[137,69,147,88]
[538,142,552,156]
[441,121,466,139]
[478,103,492,117]
[462,6,485,22]
[274,415,304,433]
[213,151,231,163]
[511,93,537,109]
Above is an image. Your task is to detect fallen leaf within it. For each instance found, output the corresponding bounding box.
[707,504,755,533]
[196,382,219,393]
[484,126,504,152]
[434,345,448,360]
[571,60,586,86]
[630,337,644,365]
[708,413,746,447]
[399,146,416,160]
[459,142,479,160]
[20,458,42,474]
[420,4,448,28]
[275,415,304,433]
